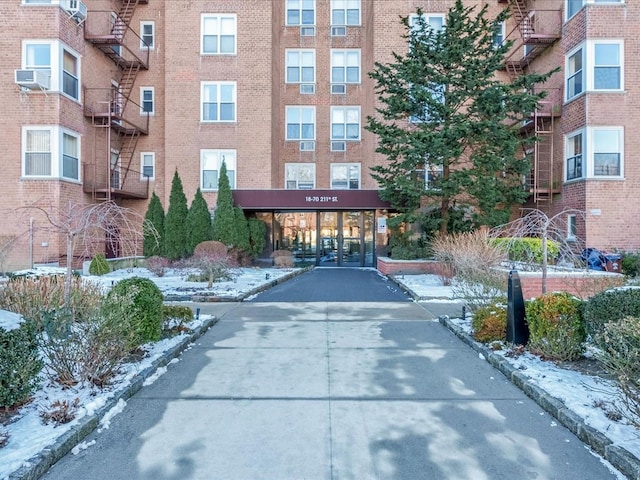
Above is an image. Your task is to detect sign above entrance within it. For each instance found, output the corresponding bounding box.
[232,189,391,210]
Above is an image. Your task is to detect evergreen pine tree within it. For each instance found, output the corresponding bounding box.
[164,170,189,260]
[366,0,556,236]
[143,192,165,257]
[248,217,267,258]
[233,207,251,254]
[212,161,236,247]
[186,188,213,255]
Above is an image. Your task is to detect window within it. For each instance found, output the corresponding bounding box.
[493,21,505,47]
[140,87,154,114]
[567,0,583,19]
[565,131,584,181]
[201,82,236,122]
[286,49,315,83]
[331,107,360,141]
[409,13,445,32]
[566,47,584,100]
[22,126,80,180]
[286,106,315,140]
[140,21,155,49]
[567,214,577,240]
[331,163,360,189]
[286,0,315,25]
[285,163,315,189]
[201,14,236,54]
[592,128,622,176]
[22,41,80,98]
[331,49,360,84]
[141,152,155,179]
[409,83,445,123]
[594,42,621,90]
[331,0,360,26]
[414,162,443,190]
[201,150,236,190]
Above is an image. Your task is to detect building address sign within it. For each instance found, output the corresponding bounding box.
[305,195,339,203]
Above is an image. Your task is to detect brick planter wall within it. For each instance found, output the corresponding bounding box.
[377,257,624,299]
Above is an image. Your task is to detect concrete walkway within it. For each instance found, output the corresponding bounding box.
[42,300,622,480]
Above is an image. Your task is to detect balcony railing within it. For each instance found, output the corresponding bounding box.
[83,87,149,134]
[83,163,150,200]
[503,9,562,69]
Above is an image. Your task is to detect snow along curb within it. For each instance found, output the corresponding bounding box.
[9,316,219,480]
[438,315,640,480]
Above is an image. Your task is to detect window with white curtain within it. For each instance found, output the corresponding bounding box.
[201,14,237,54]
[201,150,236,190]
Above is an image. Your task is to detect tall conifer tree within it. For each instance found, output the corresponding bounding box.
[366,0,556,235]
[143,192,165,257]
[186,188,213,255]
[164,170,189,260]
[212,161,236,247]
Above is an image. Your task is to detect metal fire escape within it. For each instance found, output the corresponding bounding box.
[500,0,562,208]
[83,0,150,201]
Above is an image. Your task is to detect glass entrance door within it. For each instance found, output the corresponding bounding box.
[317,211,374,267]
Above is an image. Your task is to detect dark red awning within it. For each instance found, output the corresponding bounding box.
[232,189,390,210]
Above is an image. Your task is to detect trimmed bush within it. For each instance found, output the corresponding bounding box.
[525,292,585,361]
[583,287,640,338]
[492,237,560,264]
[271,250,294,268]
[89,253,110,276]
[472,303,507,343]
[0,319,42,408]
[105,277,164,347]
[595,316,640,427]
[619,251,640,277]
[194,240,228,257]
[162,305,194,332]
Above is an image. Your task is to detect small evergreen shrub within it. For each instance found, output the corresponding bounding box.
[146,256,170,277]
[105,277,163,347]
[472,303,507,343]
[525,292,585,361]
[0,319,42,408]
[162,305,194,332]
[595,316,640,428]
[89,253,110,276]
[492,237,560,264]
[583,287,640,338]
[619,251,640,277]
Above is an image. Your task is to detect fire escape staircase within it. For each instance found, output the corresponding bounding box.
[83,0,150,201]
[502,0,562,206]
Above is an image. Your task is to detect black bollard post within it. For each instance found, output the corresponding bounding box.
[196,308,200,321]
[506,270,528,345]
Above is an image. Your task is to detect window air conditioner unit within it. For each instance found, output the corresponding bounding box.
[300,26,316,36]
[15,69,50,90]
[331,141,346,152]
[331,84,346,95]
[299,141,315,151]
[300,83,315,94]
[61,0,87,23]
[331,26,347,37]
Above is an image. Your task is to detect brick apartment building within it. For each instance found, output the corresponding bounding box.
[1,0,637,271]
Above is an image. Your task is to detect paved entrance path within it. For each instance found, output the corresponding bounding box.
[43,299,621,480]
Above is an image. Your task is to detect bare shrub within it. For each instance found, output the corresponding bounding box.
[430,262,455,286]
[271,250,294,268]
[145,256,170,277]
[0,276,103,326]
[182,247,235,288]
[39,398,80,426]
[431,229,507,311]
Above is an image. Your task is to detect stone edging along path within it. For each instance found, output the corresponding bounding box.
[439,316,640,480]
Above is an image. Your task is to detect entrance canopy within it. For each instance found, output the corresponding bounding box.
[232,189,391,210]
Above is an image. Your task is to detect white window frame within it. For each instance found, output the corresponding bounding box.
[140,21,155,49]
[565,129,585,181]
[409,13,446,32]
[330,0,361,26]
[566,0,624,22]
[22,40,80,100]
[567,214,577,241]
[140,86,154,115]
[286,0,315,26]
[201,82,236,123]
[285,163,316,189]
[493,21,505,48]
[565,45,584,101]
[201,149,236,190]
[591,40,623,91]
[286,106,316,141]
[331,49,361,84]
[590,126,623,178]
[201,14,237,55]
[286,49,316,84]
[141,152,155,180]
[330,106,360,141]
[330,163,360,190]
[22,125,80,181]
